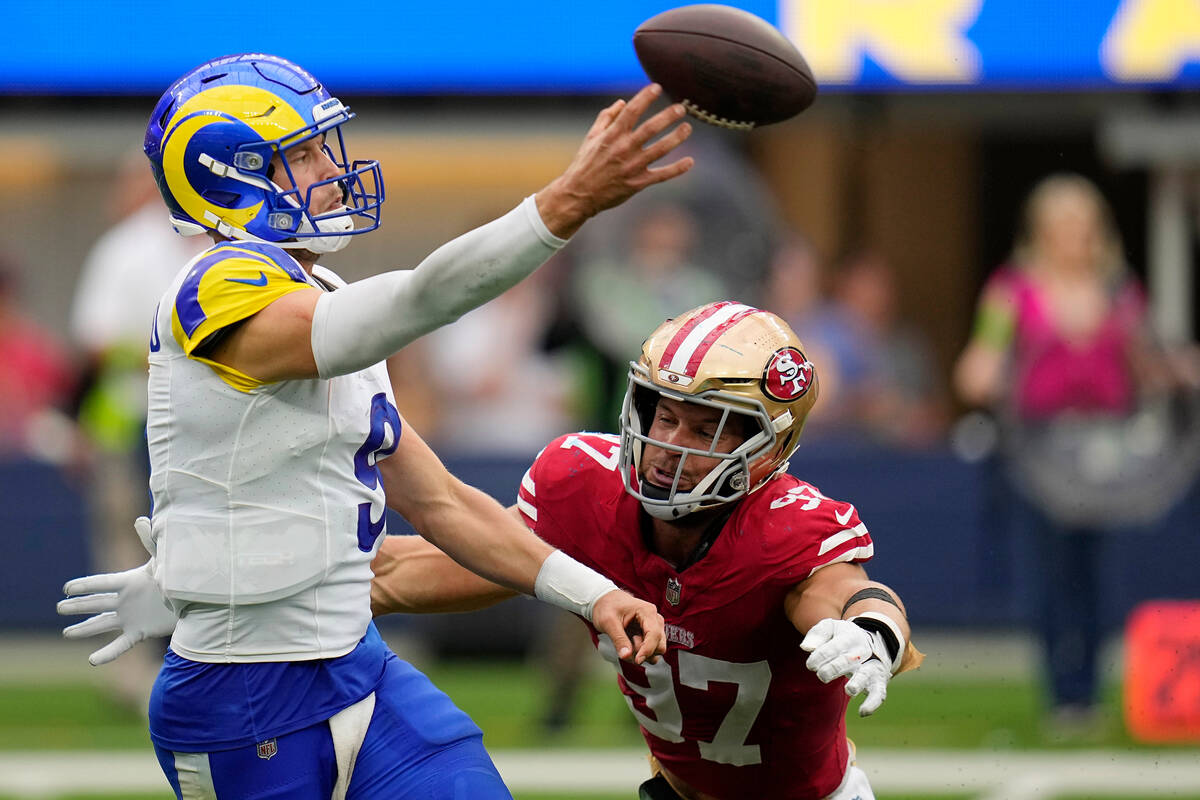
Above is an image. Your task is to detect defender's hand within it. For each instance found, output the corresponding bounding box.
[590,589,666,666]
[536,84,694,238]
[57,517,177,666]
[800,618,894,716]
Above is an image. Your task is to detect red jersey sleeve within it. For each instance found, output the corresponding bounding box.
[745,477,874,586]
[514,431,625,551]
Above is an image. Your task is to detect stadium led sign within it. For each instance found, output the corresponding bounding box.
[1,0,1197,94]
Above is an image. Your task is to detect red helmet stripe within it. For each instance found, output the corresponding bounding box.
[659,301,733,370]
[683,306,760,375]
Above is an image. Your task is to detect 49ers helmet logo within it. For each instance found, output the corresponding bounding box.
[762,346,814,401]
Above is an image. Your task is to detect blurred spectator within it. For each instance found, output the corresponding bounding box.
[0,263,75,459]
[829,248,947,446]
[570,201,726,428]
[767,239,945,447]
[758,234,845,429]
[423,263,576,456]
[953,172,1190,733]
[68,150,207,712]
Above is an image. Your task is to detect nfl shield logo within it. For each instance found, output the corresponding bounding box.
[665,577,682,606]
[256,739,278,760]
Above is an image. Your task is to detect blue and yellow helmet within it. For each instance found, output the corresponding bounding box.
[144,54,383,253]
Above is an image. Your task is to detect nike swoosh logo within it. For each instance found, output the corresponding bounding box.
[226,271,268,286]
[835,506,855,526]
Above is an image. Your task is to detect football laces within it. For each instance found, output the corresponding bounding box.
[680,100,757,131]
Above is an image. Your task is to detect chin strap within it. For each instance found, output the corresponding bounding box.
[198,210,353,254]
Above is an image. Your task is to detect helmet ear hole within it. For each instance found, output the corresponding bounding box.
[156,102,175,133]
[631,383,660,432]
[201,189,241,208]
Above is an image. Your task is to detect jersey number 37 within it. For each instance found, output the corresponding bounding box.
[597,635,770,767]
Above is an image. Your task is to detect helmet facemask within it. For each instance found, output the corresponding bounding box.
[620,366,779,520]
[263,110,383,253]
[616,301,819,521]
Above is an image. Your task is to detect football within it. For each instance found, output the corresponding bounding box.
[633,4,817,130]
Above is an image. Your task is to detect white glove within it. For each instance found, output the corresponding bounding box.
[800,617,897,716]
[57,516,178,666]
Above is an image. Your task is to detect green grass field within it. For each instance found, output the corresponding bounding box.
[8,659,1172,754]
[4,656,1199,799]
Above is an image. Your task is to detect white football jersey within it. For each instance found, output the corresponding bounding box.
[146,241,399,663]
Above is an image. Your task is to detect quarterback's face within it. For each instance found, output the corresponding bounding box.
[642,396,746,490]
[272,135,343,215]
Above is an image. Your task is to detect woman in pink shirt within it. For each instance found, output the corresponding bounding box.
[955,173,1155,731]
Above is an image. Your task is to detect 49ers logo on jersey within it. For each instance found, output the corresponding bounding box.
[762,346,814,401]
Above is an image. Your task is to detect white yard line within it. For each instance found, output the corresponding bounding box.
[1,749,1199,798]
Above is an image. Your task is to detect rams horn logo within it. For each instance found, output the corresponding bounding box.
[762,347,814,402]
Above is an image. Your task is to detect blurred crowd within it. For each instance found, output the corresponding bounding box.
[388,141,951,455]
[0,137,959,471]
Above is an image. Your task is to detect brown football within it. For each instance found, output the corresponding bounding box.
[633,4,817,130]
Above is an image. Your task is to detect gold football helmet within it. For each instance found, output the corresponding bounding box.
[619,301,819,520]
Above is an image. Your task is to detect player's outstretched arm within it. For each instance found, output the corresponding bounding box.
[786,562,921,716]
[370,533,518,615]
[379,426,665,664]
[199,85,694,385]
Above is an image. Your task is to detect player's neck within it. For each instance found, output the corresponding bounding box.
[291,251,319,273]
[645,507,732,571]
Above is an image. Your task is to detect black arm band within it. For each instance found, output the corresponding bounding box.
[851,615,901,663]
[840,587,902,618]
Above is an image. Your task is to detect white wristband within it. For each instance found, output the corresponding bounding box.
[534,550,618,621]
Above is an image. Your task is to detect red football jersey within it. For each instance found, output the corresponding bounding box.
[517,433,875,800]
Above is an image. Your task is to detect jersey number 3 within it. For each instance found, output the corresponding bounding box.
[597,635,770,767]
[354,392,401,552]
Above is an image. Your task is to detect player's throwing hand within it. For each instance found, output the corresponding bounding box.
[536,83,694,239]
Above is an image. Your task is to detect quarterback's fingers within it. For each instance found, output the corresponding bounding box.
[62,611,120,640]
[57,592,119,617]
[63,572,132,597]
[638,120,693,171]
[586,99,626,141]
[630,102,688,150]
[89,634,135,667]
[614,84,664,130]
[640,157,696,189]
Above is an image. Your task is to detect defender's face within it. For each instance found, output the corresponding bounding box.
[641,396,746,491]
[271,134,342,215]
